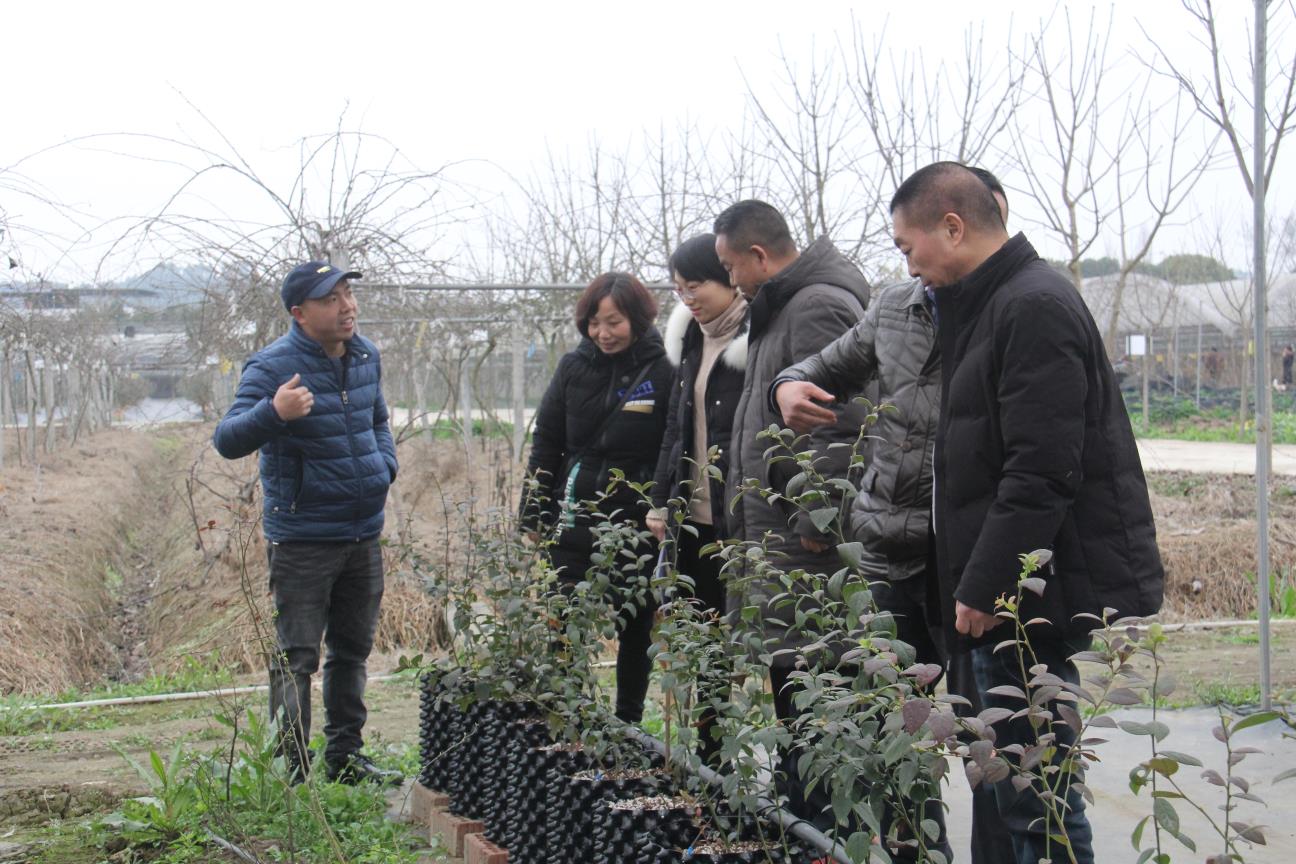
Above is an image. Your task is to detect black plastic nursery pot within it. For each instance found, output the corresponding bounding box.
[507,742,592,864]
[417,673,463,792]
[483,712,548,843]
[544,765,668,862]
[590,794,700,864]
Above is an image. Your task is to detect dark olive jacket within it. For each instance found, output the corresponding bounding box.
[932,234,1164,651]
[727,237,871,660]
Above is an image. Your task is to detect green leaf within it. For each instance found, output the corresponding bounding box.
[1158,750,1203,768]
[836,541,864,570]
[845,831,871,864]
[1131,814,1151,850]
[149,750,166,784]
[809,507,838,532]
[1020,576,1047,597]
[1153,796,1180,835]
[1231,710,1280,734]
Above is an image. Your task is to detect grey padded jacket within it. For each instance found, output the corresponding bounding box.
[775,280,938,583]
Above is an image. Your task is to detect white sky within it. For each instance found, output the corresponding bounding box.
[2,0,1290,281]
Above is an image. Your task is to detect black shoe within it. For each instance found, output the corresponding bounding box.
[325,753,403,786]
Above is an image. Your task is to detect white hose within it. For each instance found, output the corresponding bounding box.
[3,673,404,712]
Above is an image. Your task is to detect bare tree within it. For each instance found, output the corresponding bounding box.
[1101,92,1217,353]
[1146,0,1296,201]
[1011,7,1137,293]
[844,18,1024,269]
[1146,0,1296,422]
[741,44,867,256]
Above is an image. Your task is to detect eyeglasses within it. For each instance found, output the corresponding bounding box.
[673,282,701,301]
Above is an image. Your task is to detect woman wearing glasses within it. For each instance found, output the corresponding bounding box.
[648,234,748,763]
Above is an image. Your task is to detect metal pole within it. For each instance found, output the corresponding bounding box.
[0,349,7,471]
[1196,323,1203,408]
[1252,0,1272,711]
[512,309,526,461]
[1172,305,1181,397]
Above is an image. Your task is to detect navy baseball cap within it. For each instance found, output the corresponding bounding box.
[281,261,363,311]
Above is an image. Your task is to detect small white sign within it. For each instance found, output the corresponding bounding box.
[1126,333,1148,356]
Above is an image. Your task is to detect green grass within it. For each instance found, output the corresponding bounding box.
[1192,681,1265,707]
[48,653,236,704]
[1127,397,1296,444]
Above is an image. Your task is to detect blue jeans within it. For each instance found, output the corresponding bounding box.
[268,538,385,764]
[970,637,1094,864]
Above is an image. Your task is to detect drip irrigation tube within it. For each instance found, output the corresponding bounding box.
[623,726,852,864]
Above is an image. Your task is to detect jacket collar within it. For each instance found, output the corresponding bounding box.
[748,236,869,337]
[662,298,749,371]
[934,233,1038,329]
[575,326,666,367]
[287,320,366,359]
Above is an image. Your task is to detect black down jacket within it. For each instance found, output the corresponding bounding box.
[650,301,749,534]
[932,234,1164,650]
[520,330,674,558]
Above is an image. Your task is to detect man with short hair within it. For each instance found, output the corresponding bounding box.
[889,162,1164,863]
[772,166,1013,863]
[214,261,400,785]
[713,199,871,829]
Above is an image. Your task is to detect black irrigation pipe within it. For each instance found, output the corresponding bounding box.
[623,726,852,864]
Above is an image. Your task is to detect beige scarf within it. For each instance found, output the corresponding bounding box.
[689,294,747,524]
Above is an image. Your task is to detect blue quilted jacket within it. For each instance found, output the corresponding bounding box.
[213,322,397,543]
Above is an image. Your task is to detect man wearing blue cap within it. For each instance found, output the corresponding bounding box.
[214,261,399,785]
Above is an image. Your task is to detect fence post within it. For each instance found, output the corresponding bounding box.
[512,309,526,462]
[1196,323,1203,408]
[24,351,37,463]
[0,349,7,470]
[458,356,475,478]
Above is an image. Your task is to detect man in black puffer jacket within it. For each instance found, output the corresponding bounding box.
[891,162,1164,864]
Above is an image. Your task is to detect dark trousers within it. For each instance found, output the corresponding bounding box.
[969,636,1094,864]
[267,538,384,765]
[548,544,655,723]
[672,521,728,764]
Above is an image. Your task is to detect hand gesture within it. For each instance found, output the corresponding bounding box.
[775,381,837,434]
[273,373,314,421]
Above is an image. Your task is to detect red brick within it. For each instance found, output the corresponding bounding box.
[464,832,509,864]
[410,783,450,826]
[429,810,485,857]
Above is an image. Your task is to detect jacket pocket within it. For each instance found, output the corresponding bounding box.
[290,456,307,512]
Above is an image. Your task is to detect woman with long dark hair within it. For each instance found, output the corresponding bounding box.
[519,272,674,723]
[648,234,748,761]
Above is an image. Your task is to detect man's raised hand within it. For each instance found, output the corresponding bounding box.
[273,372,314,421]
[774,380,837,434]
